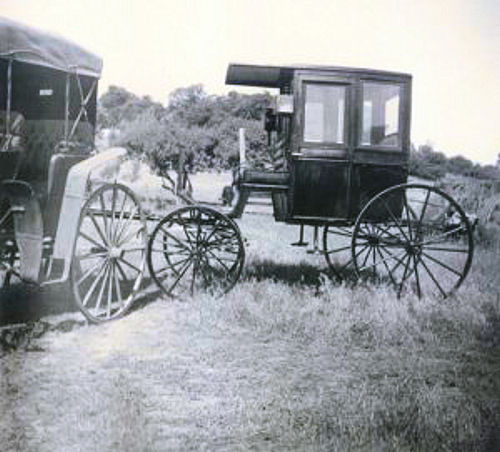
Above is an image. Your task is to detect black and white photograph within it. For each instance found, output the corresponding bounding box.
[0,0,499,450]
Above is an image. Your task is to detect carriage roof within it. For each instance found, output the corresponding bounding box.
[0,17,102,78]
[226,63,411,88]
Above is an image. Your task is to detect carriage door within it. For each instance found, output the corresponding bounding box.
[289,73,353,220]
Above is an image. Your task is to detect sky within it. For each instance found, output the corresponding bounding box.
[2,0,499,164]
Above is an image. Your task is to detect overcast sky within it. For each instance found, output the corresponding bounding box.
[2,0,499,164]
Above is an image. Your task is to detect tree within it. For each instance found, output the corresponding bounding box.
[98,86,164,129]
[447,155,474,176]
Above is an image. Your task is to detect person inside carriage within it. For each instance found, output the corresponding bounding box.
[224,106,290,216]
[0,110,26,180]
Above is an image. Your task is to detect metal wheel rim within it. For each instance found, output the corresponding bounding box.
[352,183,474,298]
[70,183,147,323]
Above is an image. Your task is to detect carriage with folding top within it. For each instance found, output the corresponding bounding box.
[0,18,149,323]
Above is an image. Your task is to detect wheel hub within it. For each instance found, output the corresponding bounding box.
[406,241,422,256]
[108,246,123,259]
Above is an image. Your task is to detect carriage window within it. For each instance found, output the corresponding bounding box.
[361,82,401,147]
[303,83,345,144]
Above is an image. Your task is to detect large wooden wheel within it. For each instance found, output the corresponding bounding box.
[147,206,244,298]
[352,184,474,298]
[323,225,356,281]
[70,183,147,323]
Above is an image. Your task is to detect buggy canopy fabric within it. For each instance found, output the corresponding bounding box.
[0,17,102,78]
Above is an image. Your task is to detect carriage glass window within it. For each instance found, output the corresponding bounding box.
[361,82,401,147]
[303,83,345,144]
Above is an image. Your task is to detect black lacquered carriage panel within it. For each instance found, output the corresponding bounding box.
[291,160,349,219]
[351,164,406,220]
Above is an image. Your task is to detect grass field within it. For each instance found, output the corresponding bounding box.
[1,169,499,451]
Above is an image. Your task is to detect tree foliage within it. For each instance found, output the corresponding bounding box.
[98,85,269,175]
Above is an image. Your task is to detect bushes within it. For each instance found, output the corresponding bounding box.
[101,85,270,174]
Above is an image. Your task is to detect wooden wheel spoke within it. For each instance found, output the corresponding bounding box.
[121,246,147,253]
[412,255,422,298]
[110,185,117,237]
[340,242,369,273]
[325,244,352,255]
[381,197,410,242]
[372,223,401,240]
[403,193,414,241]
[93,263,110,313]
[76,251,107,261]
[205,248,231,273]
[113,261,124,307]
[99,193,109,240]
[360,246,373,269]
[419,256,447,297]
[112,190,129,241]
[88,210,109,246]
[159,227,191,251]
[397,255,413,298]
[179,217,196,248]
[117,225,146,248]
[380,246,406,275]
[421,251,463,277]
[359,247,407,273]
[376,246,397,287]
[77,259,104,286]
[115,205,139,243]
[79,230,107,251]
[82,261,108,307]
[202,218,226,243]
[168,258,193,293]
[154,255,192,278]
[115,259,128,281]
[118,256,142,274]
[106,262,114,318]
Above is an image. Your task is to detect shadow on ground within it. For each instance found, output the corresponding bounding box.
[242,259,353,287]
[0,277,163,327]
[0,283,77,326]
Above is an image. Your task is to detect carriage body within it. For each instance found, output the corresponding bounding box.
[0,18,101,239]
[0,18,103,284]
[226,64,412,225]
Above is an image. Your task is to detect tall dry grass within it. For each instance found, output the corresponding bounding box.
[177,228,500,450]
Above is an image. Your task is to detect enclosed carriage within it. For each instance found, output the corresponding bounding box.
[148,64,474,300]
